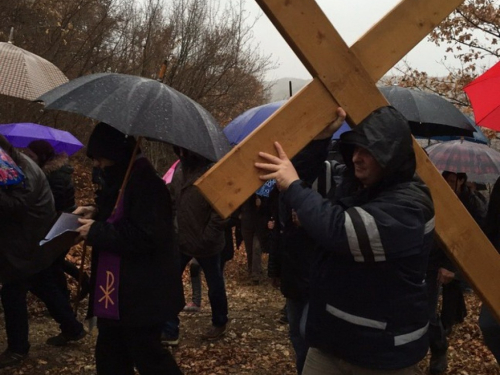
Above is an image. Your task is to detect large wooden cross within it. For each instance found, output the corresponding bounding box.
[195,0,500,320]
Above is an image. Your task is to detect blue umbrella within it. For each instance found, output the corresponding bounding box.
[0,123,84,155]
[224,100,349,145]
[224,101,286,146]
[255,179,276,197]
[332,121,351,140]
[225,101,350,197]
[0,146,24,186]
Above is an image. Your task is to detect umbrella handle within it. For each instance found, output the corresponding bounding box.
[157,60,167,83]
[74,240,88,314]
[8,27,14,44]
[112,137,143,213]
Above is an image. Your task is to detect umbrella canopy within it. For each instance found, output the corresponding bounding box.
[223,101,349,198]
[0,123,83,156]
[38,73,230,162]
[417,119,489,145]
[331,121,351,140]
[224,101,286,146]
[162,159,180,184]
[425,139,500,183]
[464,61,500,131]
[0,146,24,186]
[0,42,68,101]
[223,100,349,146]
[379,86,475,137]
[255,179,276,197]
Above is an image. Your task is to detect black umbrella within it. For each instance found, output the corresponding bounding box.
[37,73,230,162]
[379,86,475,137]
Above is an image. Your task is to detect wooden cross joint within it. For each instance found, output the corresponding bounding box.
[195,0,500,320]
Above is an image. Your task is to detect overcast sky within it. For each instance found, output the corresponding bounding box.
[225,0,459,81]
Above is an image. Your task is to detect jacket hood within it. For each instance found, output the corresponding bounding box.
[42,153,73,175]
[87,122,136,164]
[339,106,416,184]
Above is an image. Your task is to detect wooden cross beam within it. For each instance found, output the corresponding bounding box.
[195,0,500,320]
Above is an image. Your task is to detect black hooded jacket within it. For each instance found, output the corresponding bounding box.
[42,153,76,213]
[0,136,56,282]
[284,107,435,370]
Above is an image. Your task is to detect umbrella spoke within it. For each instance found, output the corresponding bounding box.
[379,86,474,137]
[0,42,68,101]
[426,139,500,183]
[38,73,230,162]
[0,123,83,156]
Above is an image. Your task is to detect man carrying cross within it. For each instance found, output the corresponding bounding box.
[256,106,434,374]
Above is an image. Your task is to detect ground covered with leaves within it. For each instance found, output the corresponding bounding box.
[0,161,498,374]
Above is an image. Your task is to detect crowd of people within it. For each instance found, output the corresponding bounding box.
[0,104,499,375]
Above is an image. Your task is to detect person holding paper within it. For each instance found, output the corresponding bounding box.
[26,140,90,302]
[75,122,184,375]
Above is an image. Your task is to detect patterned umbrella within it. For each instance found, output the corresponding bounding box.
[425,139,500,183]
[0,41,68,101]
[0,146,24,186]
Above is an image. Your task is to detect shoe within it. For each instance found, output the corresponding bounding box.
[443,325,453,336]
[161,333,179,346]
[429,350,448,374]
[201,324,227,341]
[183,302,201,312]
[278,313,289,324]
[77,275,91,302]
[46,330,87,347]
[0,349,27,369]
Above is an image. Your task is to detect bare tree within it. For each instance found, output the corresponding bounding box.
[0,0,275,171]
[381,0,500,117]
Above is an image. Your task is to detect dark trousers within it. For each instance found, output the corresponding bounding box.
[441,279,467,332]
[426,269,448,355]
[479,305,500,362]
[96,324,182,375]
[287,298,309,375]
[240,198,272,279]
[1,259,83,354]
[163,253,228,337]
[188,260,202,306]
[180,253,228,327]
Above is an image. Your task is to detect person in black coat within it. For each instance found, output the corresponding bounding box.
[0,136,85,369]
[426,171,487,374]
[27,140,90,301]
[27,140,76,213]
[478,176,500,363]
[256,107,435,374]
[75,122,184,375]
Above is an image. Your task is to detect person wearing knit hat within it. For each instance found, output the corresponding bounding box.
[74,122,184,375]
[86,122,136,164]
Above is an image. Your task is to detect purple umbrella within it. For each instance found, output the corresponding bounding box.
[0,123,83,156]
